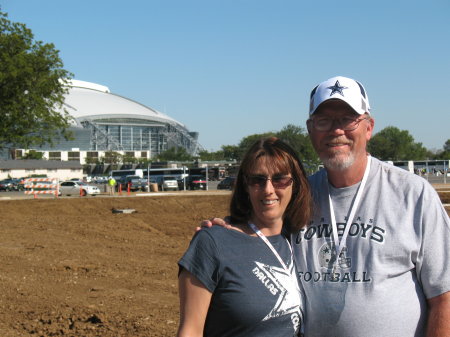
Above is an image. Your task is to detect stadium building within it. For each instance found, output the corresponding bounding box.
[13,80,203,164]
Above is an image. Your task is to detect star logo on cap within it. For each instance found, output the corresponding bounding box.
[327,80,348,97]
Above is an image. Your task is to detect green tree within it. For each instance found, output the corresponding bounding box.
[23,150,43,159]
[198,150,225,161]
[122,154,137,164]
[433,139,450,160]
[237,132,275,160]
[221,145,240,161]
[101,151,122,164]
[157,147,193,161]
[219,125,320,167]
[368,126,428,160]
[217,126,319,165]
[84,156,99,165]
[276,124,318,162]
[276,124,320,174]
[0,10,73,150]
[137,157,152,166]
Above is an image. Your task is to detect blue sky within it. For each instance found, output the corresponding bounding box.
[3,0,449,152]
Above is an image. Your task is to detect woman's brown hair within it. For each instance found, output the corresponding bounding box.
[229,137,312,234]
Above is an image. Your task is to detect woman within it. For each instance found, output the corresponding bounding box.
[177,137,312,337]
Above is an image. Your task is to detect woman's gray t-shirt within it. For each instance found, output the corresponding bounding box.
[179,226,303,337]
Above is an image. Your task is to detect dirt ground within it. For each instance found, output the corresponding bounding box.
[0,189,448,337]
[0,193,230,337]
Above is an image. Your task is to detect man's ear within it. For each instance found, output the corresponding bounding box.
[306,119,312,134]
[365,117,375,141]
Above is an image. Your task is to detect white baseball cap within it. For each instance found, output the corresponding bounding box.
[309,76,371,116]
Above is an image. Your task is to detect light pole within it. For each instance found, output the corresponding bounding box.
[147,162,151,192]
[205,164,209,191]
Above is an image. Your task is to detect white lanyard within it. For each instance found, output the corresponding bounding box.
[327,156,371,272]
[248,222,292,273]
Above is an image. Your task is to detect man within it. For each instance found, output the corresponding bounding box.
[204,76,450,336]
[108,176,116,196]
[294,76,450,336]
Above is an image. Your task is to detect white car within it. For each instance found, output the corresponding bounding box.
[159,176,178,191]
[59,181,101,196]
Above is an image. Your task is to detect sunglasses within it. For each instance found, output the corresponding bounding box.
[246,175,293,189]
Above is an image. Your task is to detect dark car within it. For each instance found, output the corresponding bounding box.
[120,175,149,192]
[0,179,15,191]
[217,176,236,190]
[178,175,207,190]
[11,178,25,191]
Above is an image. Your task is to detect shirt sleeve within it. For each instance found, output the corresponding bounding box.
[416,185,450,299]
[178,229,220,293]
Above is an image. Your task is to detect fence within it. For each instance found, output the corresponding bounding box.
[392,160,449,185]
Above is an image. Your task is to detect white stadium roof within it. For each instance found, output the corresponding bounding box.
[63,80,185,128]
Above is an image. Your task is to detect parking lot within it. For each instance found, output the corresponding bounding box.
[0,180,224,200]
[1,177,447,201]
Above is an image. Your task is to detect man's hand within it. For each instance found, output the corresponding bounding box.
[196,217,231,232]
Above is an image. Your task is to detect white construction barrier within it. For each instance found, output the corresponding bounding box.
[23,178,59,198]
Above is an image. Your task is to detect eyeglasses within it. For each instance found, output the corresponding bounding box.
[309,116,370,132]
[246,175,293,189]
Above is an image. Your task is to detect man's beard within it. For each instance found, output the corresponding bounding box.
[320,150,356,171]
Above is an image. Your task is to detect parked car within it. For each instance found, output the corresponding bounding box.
[0,179,25,191]
[59,181,101,196]
[120,175,149,192]
[178,175,207,190]
[0,179,15,191]
[11,178,25,191]
[158,176,178,191]
[217,176,236,190]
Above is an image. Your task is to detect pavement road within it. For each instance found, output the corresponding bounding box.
[0,180,225,200]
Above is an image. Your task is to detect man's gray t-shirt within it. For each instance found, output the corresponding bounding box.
[179,226,303,337]
[292,157,450,337]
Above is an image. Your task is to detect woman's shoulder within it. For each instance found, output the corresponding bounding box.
[194,224,256,244]
[194,225,239,241]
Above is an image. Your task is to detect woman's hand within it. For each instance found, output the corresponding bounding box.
[195,217,231,232]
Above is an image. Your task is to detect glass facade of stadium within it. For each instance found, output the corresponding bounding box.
[78,118,199,154]
[85,119,165,153]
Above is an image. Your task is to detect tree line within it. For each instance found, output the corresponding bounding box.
[162,125,448,163]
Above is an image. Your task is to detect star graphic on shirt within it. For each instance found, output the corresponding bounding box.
[254,260,301,321]
[327,80,348,97]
